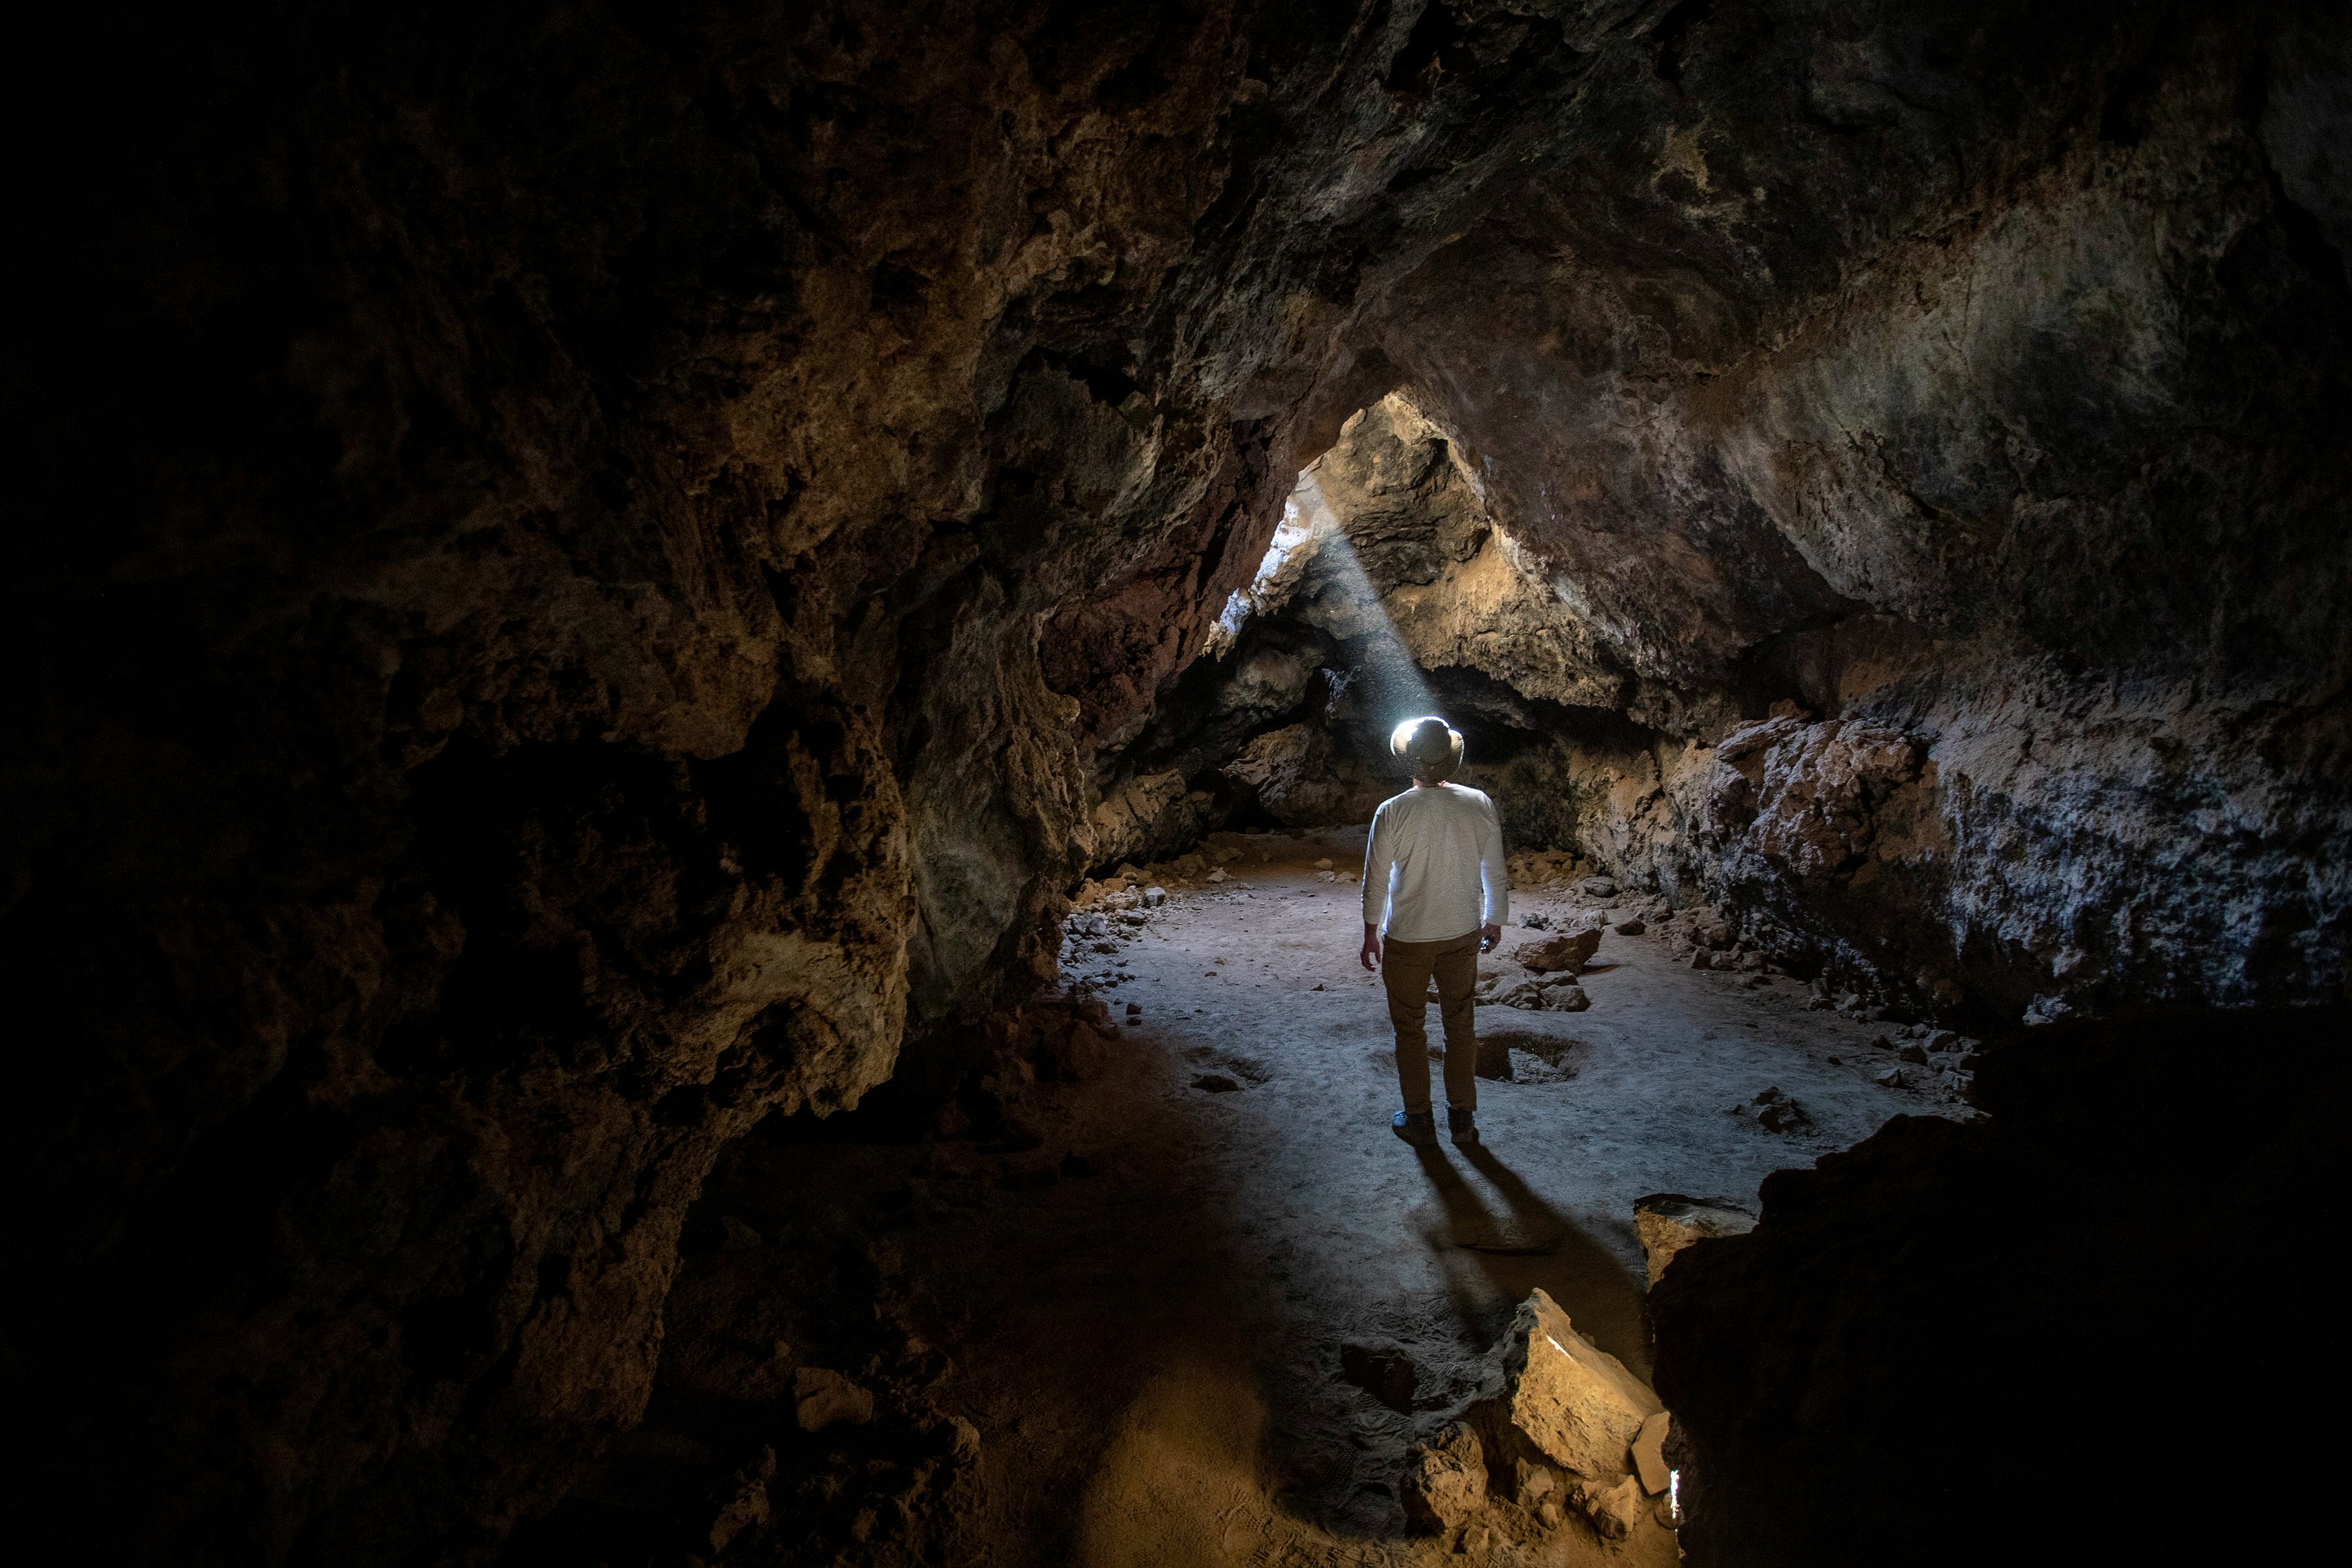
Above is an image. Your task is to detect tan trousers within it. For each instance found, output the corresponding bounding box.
[1381,930,1480,1115]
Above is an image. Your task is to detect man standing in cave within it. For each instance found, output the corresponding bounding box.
[1359,715,1508,1149]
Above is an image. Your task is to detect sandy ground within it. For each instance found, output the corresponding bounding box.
[599,825,1964,1567]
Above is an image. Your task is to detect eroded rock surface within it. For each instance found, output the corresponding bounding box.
[11,0,2350,1559]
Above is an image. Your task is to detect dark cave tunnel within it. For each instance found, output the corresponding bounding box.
[5,2,2350,1565]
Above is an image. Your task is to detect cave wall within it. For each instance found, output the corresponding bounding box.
[8,0,2349,1558]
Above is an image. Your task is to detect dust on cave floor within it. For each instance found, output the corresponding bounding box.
[521,826,1970,1567]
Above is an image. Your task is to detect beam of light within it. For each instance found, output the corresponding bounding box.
[1207,459,1441,745]
[1268,465,1438,736]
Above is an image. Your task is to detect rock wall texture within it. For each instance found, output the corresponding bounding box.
[1648,1003,2352,1564]
[7,0,2349,1559]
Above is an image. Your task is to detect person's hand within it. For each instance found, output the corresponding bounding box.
[1479,923,1502,953]
[1360,926,1382,971]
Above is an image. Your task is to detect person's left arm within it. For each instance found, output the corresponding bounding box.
[1477,794,1508,952]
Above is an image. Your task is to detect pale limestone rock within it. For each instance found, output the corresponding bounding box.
[1569,1474,1647,1540]
[1631,1411,1671,1495]
[1486,1288,1662,1480]
[1632,1195,1757,1287]
[1519,927,1601,974]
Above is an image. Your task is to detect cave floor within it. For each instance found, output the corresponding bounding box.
[544,828,1963,1567]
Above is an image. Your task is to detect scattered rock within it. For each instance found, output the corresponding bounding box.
[1477,1288,1663,1481]
[1874,1066,1905,1088]
[1631,1411,1671,1495]
[1615,918,1646,936]
[1569,1473,1646,1539]
[1744,1086,1814,1134]
[1923,1029,1960,1054]
[1339,1341,1419,1413]
[1315,857,1333,870]
[1520,927,1603,973]
[2023,994,2073,1026]
[1316,870,1336,882]
[1124,1001,1141,1015]
[1543,984,1592,1012]
[1141,885,1166,907]
[1580,875,1620,897]
[1520,911,1552,929]
[1897,1041,1930,1064]
[1401,1422,1487,1533]
[792,1367,874,1432]
[706,1445,776,1554]
[1191,1073,1242,1093]
[1632,1195,1759,1287]
[719,1217,764,1251]
[1689,950,1713,970]
[1206,868,1229,883]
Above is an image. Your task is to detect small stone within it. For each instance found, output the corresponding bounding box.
[1311,982,1326,991]
[1614,918,1645,935]
[1631,1411,1671,1495]
[793,1367,874,1432]
[1207,868,1229,883]
[1401,1422,1487,1532]
[1924,1028,1960,1054]
[1315,857,1333,870]
[1748,1086,1814,1134]
[1580,875,1620,897]
[1520,911,1552,929]
[1543,984,1592,1012]
[1125,1001,1141,1015]
[1191,1073,1242,1093]
[1689,950,1712,970]
[1141,885,1166,907]
[1316,870,1336,882]
[1514,1458,1558,1502]
[1569,1473,1646,1540]
[1339,1341,1418,1413]
[1897,1041,1929,1064]
[719,1216,764,1251]
[1874,1066,1904,1088]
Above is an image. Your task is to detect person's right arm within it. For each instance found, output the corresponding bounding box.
[1360,806,1394,969]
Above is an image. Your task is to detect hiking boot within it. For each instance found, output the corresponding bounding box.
[1390,1110,1438,1148]
[1447,1105,1480,1145]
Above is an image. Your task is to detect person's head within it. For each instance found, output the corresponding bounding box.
[1390,715,1464,784]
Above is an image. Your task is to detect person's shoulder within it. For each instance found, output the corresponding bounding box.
[1447,783,1495,808]
[1375,787,1417,815]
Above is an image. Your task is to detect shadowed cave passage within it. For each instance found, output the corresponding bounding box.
[9,3,2352,1566]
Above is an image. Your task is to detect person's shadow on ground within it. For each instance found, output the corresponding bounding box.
[1410,1142,1651,1373]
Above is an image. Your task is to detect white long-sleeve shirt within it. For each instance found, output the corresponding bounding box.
[1362,783,1509,941]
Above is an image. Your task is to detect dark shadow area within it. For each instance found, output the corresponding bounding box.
[1653,1002,2352,1565]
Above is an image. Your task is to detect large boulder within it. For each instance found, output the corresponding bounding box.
[1519,927,1603,974]
[1476,1288,1662,1482]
